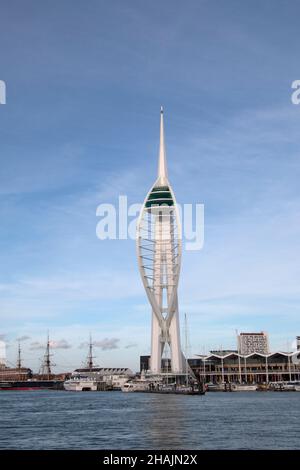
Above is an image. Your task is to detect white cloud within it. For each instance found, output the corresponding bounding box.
[93,338,120,350]
[16,335,31,342]
[29,341,45,351]
[50,339,72,350]
[125,343,138,349]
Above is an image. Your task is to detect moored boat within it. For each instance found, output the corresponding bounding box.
[122,380,205,395]
[206,383,225,392]
[63,375,98,391]
[270,381,300,392]
[0,379,64,391]
[230,383,257,392]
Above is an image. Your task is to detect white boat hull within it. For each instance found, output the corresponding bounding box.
[231,384,257,391]
[64,380,97,391]
[121,382,150,392]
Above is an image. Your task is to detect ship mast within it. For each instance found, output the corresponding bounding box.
[236,329,242,384]
[17,340,22,380]
[86,334,95,371]
[184,313,189,386]
[40,332,53,380]
[17,341,22,370]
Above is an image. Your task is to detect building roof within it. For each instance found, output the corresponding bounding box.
[74,367,133,374]
[239,332,267,336]
[195,351,295,360]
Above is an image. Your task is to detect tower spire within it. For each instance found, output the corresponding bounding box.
[157,106,168,183]
[137,108,184,375]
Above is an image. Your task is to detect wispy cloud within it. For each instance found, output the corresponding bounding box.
[16,335,31,342]
[94,338,120,351]
[29,341,45,351]
[125,343,138,349]
[50,339,72,349]
[79,338,120,351]
[29,339,71,350]
[1,1,300,372]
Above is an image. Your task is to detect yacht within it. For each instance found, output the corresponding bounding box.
[230,383,257,392]
[121,376,155,392]
[206,383,225,392]
[121,381,150,392]
[121,371,162,392]
[270,381,300,391]
[63,375,98,392]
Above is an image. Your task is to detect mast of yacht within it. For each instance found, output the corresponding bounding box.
[17,341,22,380]
[184,313,189,386]
[220,345,225,384]
[236,329,242,383]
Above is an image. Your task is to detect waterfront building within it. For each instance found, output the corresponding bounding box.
[140,355,150,373]
[209,349,238,355]
[139,355,172,374]
[136,108,184,374]
[188,351,300,384]
[238,332,269,355]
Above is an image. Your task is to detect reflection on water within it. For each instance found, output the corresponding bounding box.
[143,395,188,448]
[0,390,299,449]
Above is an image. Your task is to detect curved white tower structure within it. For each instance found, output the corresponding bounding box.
[137,107,183,374]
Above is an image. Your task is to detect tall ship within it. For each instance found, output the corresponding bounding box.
[0,378,64,391]
[63,335,133,391]
[0,336,65,390]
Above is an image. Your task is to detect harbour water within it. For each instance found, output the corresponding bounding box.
[0,390,299,450]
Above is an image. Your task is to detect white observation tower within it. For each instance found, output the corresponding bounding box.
[137,107,184,374]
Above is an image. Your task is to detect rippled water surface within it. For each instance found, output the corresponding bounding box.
[0,390,299,449]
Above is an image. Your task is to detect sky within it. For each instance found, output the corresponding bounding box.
[0,0,300,372]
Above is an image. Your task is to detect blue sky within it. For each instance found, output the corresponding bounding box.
[0,0,300,372]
